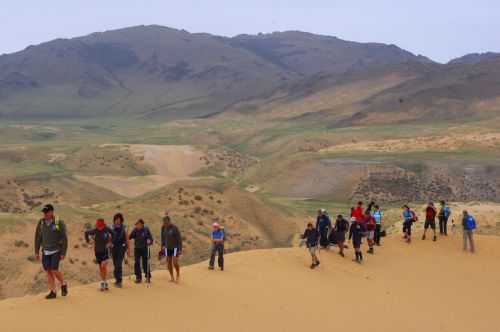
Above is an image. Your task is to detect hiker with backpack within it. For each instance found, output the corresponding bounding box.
[334,214,349,257]
[402,205,417,243]
[372,205,383,246]
[129,219,153,283]
[316,209,332,249]
[34,204,69,299]
[422,202,437,241]
[349,217,366,263]
[160,216,183,283]
[85,219,113,291]
[364,212,376,254]
[438,201,451,235]
[302,222,320,269]
[462,210,477,253]
[209,222,225,271]
[111,213,130,288]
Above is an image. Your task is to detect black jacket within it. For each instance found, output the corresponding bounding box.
[302,228,320,247]
[129,227,153,249]
[349,222,366,241]
[335,217,350,233]
[161,224,183,251]
[85,227,113,253]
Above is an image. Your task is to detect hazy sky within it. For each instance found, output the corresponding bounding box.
[1,0,499,63]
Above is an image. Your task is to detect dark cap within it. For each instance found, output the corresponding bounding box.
[41,204,54,213]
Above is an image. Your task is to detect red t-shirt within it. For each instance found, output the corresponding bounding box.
[352,207,363,221]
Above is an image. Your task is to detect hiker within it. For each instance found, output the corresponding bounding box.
[334,214,349,257]
[111,213,130,288]
[364,213,376,254]
[422,202,437,241]
[462,210,476,253]
[302,222,320,269]
[160,216,183,282]
[209,223,225,271]
[34,204,69,299]
[372,205,383,246]
[316,209,332,249]
[349,217,366,263]
[438,200,451,235]
[352,201,364,221]
[402,205,416,243]
[129,219,153,283]
[85,219,113,291]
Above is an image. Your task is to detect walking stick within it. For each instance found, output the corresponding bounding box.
[146,246,151,288]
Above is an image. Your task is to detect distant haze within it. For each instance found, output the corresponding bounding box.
[1,0,499,63]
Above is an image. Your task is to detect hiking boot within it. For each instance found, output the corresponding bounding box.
[339,252,345,257]
[104,282,109,291]
[208,266,215,270]
[61,283,68,297]
[310,263,316,269]
[134,279,142,284]
[315,260,320,267]
[433,236,437,242]
[45,291,57,300]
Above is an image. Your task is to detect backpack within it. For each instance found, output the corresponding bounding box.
[39,218,62,232]
[465,216,476,230]
[410,211,418,222]
[444,206,451,218]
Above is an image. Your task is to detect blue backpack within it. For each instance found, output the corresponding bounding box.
[465,216,476,230]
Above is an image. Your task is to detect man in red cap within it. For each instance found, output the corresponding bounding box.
[85,219,113,291]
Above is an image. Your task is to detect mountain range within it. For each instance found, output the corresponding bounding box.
[0,25,499,121]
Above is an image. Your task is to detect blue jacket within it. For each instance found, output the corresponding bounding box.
[463,215,477,230]
[316,215,332,232]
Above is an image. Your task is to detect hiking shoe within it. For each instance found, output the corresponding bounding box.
[310,264,316,269]
[339,252,345,257]
[208,266,215,270]
[433,236,437,241]
[134,279,142,284]
[45,291,57,300]
[61,283,68,297]
[104,282,109,291]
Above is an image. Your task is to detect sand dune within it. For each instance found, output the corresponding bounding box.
[1,235,499,332]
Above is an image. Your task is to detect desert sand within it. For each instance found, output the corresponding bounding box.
[1,234,498,332]
[78,145,206,197]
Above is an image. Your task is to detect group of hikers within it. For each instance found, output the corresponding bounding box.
[301,200,477,268]
[34,204,225,299]
[34,199,477,299]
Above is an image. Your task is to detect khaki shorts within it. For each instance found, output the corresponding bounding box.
[308,246,318,256]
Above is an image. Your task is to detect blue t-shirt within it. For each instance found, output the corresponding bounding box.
[372,210,383,225]
[212,229,224,240]
[403,210,413,222]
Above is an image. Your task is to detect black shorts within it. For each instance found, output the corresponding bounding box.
[336,231,346,242]
[424,219,436,230]
[42,253,61,271]
[166,248,180,257]
[95,251,109,264]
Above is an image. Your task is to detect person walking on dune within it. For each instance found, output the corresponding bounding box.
[364,212,376,254]
[316,209,332,249]
[161,216,183,282]
[372,205,383,246]
[302,222,320,269]
[349,217,366,263]
[34,204,69,299]
[111,213,130,288]
[462,210,477,253]
[334,214,349,257]
[85,219,113,291]
[438,200,451,236]
[422,202,437,241]
[402,205,416,243]
[129,219,153,284]
[209,223,225,271]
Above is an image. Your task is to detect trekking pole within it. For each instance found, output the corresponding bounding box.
[146,246,151,288]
